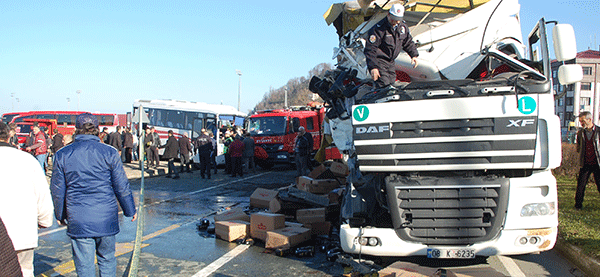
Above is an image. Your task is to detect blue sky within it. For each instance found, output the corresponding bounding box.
[1,0,598,116]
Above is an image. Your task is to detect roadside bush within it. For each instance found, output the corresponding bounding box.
[552,143,578,178]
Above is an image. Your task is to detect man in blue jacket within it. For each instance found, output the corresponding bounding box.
[50,113,137,277]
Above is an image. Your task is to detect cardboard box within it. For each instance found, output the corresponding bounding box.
[285,221,304,228]
[250,212,285,241]
[329,161,349,177]
[296,208,326,224]
[297,176,340,195]
[308,164,336,179]
[250,188,279,208]
[215,220,250,242]
[265,226,311,249]
[303,221,332,236]
[214,206,250,222]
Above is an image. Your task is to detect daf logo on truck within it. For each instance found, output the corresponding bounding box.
[355,125,390,134]
[507,119,535,127]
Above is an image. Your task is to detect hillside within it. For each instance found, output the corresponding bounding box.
[252,63,332,112]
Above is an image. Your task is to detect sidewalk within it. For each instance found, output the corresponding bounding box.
[555,238,600,276]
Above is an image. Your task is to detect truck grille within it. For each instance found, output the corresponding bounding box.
[386,176,508,245]
[354,117,537,172]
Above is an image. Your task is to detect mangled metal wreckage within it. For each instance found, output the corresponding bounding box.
[310,0,583,257]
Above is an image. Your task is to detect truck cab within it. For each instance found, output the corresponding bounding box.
[247,106,324,168]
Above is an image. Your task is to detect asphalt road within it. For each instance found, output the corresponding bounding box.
[34,163,586,277]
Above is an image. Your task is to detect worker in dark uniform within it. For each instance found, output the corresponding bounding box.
[364,4,419,88]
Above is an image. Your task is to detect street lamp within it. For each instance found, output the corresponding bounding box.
[67,98,71,110]
[236,70,242,111]
[11,93,15,111]
[76,90,81,111]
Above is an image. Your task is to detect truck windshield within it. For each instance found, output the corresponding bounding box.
[248,116,286,136]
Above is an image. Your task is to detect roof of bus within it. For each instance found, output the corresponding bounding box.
[133,99,247,117]
[5,111,117,116]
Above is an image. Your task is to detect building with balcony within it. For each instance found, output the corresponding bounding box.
[552,50,600,141]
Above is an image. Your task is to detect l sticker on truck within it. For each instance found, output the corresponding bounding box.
[518,96,536,115]
[353,105,369,122]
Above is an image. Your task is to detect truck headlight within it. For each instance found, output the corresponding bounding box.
[278,145,284,150]
[520,202,556,217]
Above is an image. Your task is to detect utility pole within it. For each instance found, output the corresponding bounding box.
[76,90,81,111]
[236,70,242,111]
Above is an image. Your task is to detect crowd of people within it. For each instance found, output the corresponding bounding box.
[0,112,319,276]
[0,114,137,277]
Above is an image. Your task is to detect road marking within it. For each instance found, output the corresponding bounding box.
[38,172,269,237]
[497,255,526,277]
[191,244,251,277]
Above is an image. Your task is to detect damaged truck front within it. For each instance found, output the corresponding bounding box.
[312,0,583,258]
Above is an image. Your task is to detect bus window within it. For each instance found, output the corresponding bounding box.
[97,115,115,126]
[234,116,245,127]
[37,114,55,120]
[57,114,75,125]
[166,110,185,129]
[150,109,165,127]
[185,112,203,130]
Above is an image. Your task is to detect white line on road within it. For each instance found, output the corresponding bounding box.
[497,255,526,277]
[192,244,251,277]
[38,172,270,237]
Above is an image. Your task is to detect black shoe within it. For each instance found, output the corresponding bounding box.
[173,175,180,179]
[166,175,172,178]
[575,206,582,210]
[207,176,211,179]
[201,175,205,179]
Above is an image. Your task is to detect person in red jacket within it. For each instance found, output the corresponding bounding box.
[228,135,245,177]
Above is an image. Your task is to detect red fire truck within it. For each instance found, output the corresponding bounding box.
[247,104,341,169]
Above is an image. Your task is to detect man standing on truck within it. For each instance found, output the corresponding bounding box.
[575,111,600,210]
[364,4,418,88]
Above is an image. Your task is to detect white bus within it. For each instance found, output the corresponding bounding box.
[132,99,246,165]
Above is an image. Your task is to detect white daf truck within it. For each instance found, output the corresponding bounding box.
[311,0,583,258]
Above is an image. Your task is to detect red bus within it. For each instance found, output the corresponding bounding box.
[1,112,22,123]
[5,111,125,134]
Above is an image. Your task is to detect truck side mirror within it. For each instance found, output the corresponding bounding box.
[558,64,583,85]
[553,24,583,85]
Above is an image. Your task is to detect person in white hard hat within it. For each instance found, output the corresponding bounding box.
[364,3,419,88]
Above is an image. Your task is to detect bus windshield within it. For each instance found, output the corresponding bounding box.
[248,116,287,136]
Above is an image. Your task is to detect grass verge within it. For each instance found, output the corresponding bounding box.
[556,175,600,260]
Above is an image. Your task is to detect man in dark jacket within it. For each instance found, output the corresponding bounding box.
[294,126,310,177]
[242,131,256,173]
[575,111,600,210]
[178,132,193,173]
[364,4,418,88]
[160,130,180,179]
[145,127,160,168]
[108,126,123,155]
[50,129,64,154]
[196,130,213,179]
[50,113,136,277]
[123,127,134,163]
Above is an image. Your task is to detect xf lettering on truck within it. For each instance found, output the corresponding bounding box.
[355,125,390,134]
[506,119,535,127]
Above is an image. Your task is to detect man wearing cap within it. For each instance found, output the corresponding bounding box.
[50,113,137,277]
[364,3,419,88]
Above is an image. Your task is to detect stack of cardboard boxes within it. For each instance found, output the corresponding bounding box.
[213,161,349,251]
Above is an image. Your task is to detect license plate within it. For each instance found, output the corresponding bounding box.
[427,248,475,259]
